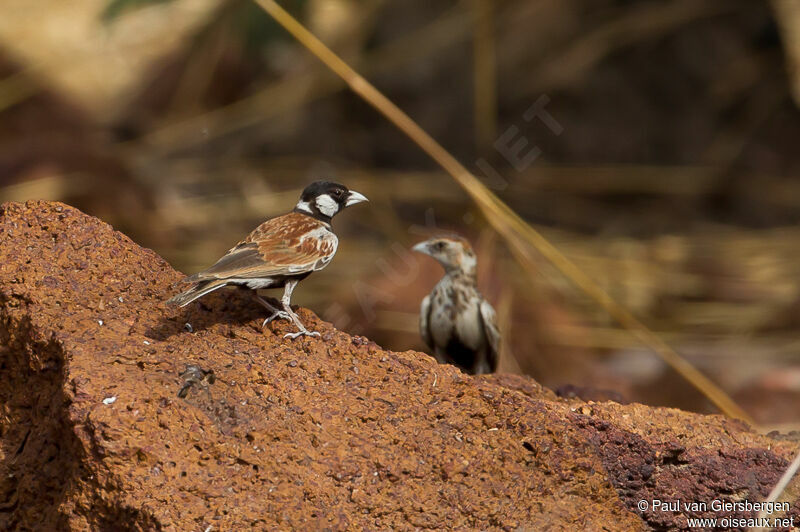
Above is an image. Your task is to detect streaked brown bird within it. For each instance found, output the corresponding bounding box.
[167,181,368,338]
[413,236,500,374]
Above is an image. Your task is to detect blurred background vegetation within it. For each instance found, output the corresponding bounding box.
[3,0,800,428]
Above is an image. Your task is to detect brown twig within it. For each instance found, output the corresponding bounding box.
[751,448,800,531]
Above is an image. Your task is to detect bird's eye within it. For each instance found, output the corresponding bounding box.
[435,242,445,250]
[333,189,344,198]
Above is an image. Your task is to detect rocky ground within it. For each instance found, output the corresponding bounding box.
[1,200,799,530]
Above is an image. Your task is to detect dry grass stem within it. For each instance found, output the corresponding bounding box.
[751,449,800,530]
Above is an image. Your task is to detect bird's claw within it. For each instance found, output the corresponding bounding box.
[283,329,321,339]
[261,311,291,328]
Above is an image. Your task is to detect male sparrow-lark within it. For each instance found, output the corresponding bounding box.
[167,181,368,338]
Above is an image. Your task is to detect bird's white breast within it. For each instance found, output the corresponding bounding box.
[428,276,485,351]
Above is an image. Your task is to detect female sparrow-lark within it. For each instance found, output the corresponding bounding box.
[413,236,500,374]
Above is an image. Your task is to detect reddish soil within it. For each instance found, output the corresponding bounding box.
[1,201,798,530]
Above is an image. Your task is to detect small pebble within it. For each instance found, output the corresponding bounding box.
[184,323,193,332]
[102,396,117,405]
[98,320,103,326]
[143,340,150,345]
[288,360,298,368]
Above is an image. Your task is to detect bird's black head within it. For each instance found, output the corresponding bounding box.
[294,181,369,223]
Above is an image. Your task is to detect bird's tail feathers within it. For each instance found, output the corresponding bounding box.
[166,279,227,307]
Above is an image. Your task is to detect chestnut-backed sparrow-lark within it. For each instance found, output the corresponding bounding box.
[413,236,500,374]
[167,181,368,338]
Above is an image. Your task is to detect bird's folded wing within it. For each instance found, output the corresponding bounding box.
[419,294,433,348]
[187,215,337,281]
[479,299,501,363]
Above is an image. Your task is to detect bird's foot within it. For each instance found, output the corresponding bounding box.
[261,310,291,328]
[283,328,321,339]
[278,303,321,339]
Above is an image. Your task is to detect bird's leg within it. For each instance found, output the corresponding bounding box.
[253,292,291,327]
[280,280,321,339]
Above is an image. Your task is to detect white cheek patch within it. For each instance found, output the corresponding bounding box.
[295,200,313,214]
[315,194,339,218]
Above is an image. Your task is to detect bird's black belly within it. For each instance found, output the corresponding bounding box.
[442,336,481,373]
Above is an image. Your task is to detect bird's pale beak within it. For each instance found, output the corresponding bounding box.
[412,241,431,255]
[345,190,369,207]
